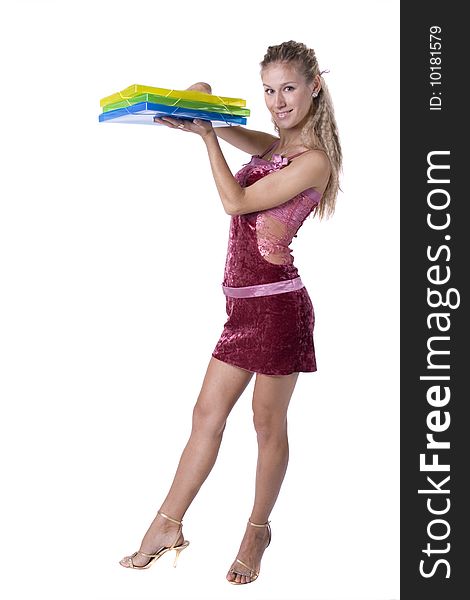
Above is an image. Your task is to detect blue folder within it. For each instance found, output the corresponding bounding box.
[99,101,247,126]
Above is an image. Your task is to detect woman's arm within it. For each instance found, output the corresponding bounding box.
[154,115,329,215]
[214,126,278,157]
[186,82,277,156]
[202,129,330,216]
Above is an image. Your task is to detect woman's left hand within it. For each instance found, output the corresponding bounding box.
[154,115,214,139]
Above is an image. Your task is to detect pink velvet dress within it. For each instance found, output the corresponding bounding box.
[211,139,322,376]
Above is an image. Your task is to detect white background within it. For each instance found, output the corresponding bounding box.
[0,1,399,599]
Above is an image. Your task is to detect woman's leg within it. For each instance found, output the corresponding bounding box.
[226,371,299,583]
[120,356,254,567]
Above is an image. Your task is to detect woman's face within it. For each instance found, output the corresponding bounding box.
[261,62,315,131]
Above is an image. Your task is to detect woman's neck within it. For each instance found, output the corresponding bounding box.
[276,135,306,154]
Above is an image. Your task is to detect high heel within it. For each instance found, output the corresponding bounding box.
[120,511,190,570]
[228,519,272,585]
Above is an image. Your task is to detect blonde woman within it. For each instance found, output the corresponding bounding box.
[119,40,342,585]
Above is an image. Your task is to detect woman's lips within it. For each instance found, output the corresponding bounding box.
[276,109,293,119]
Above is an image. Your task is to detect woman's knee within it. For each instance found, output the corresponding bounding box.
[191,397,227,437]
[253,409,287,443]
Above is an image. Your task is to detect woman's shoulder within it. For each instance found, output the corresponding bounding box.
[252,135,280,157]
[288,149,331,194]
[289,146,329,161]
[290,147,330,169]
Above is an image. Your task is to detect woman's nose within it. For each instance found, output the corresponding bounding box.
[274,93,286,108]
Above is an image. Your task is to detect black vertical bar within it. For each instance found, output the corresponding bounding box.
[401,2,468,599]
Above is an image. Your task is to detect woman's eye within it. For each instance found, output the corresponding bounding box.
[264,87,294,94]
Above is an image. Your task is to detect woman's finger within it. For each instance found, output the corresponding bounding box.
[163,116,187,128]
[153,116,172,126]
[153,115,211,136]
[154,116,182,127]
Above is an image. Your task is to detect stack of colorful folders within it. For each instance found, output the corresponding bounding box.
[99,84,249,127]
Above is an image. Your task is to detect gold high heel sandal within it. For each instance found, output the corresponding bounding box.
[228,519,272,585]
[120,511,190,570]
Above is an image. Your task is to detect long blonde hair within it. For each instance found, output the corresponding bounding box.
[260,41,343,220]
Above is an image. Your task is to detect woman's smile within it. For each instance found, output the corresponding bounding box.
[276,109,293,119]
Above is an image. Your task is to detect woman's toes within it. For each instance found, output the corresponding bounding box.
[227,565,254,584]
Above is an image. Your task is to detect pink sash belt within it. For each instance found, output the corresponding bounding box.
[222,276,304,298]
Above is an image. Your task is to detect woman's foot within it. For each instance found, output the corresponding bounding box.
[119,511,185,568]
[226,520,271,584]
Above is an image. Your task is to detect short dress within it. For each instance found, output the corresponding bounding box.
[211,139,322,376]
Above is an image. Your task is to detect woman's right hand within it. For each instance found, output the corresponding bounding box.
[185,82,212,94]
[153,82,213,132]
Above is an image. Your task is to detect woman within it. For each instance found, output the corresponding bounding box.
[119,40,342,585]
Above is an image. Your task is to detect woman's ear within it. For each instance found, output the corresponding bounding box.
[311,74,321,96]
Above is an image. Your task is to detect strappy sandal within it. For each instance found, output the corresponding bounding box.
[120,511,190,569]
[228,519,272,584]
